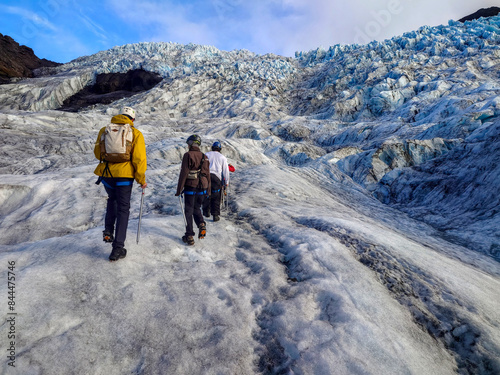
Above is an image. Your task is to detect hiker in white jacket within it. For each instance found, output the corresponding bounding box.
[203,141,230,221]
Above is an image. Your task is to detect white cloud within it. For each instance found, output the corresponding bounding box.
[77,12,110,44]
[98,0,500,58]
[3,0,499,62]
[0,5,59,32]
[213,0,364,55]
[107,0,218,46]
[223,0,500,55]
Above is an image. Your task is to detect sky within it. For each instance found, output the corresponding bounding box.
[0,0,499,63]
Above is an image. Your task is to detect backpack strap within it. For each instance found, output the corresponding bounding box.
[95,160,113,185]
[102,161,113,178]
[198,154,206,173]
[197,153,206,189]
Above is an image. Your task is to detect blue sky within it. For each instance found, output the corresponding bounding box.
[0,0,498,63]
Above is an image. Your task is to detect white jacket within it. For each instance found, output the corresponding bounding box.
[205,151,230,185]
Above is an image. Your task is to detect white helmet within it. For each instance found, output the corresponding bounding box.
[121,106,136,120]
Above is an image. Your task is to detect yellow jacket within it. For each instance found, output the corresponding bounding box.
[94,115,147,185]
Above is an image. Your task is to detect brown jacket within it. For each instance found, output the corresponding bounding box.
[175,145,211,195]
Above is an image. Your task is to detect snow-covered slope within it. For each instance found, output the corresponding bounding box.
[0,14,499,375]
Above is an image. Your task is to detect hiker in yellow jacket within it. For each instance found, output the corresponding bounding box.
[94,106,147,261]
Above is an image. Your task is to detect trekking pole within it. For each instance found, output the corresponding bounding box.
[136,188,145,244]
[179,195,187,227]
[226,185,229,211]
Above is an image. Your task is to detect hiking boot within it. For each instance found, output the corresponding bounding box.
[182,235,195,246]
[203,210,210,218]
[198,223,207,239]
[213,215,220,222]
[103,230,114,243]
[109,247,126,261]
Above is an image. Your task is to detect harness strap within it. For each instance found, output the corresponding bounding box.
[102,180,133,190]
[116,181,133,186]
[183,190,207,196]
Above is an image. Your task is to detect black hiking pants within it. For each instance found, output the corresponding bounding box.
[203,174,222,217]
[103,177,134,249]
[183,187,206,237]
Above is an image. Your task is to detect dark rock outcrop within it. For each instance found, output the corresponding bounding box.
[0,33,61,84]
[58,69,163,112]
[459,7,500,22]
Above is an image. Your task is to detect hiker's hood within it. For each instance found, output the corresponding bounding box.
[111,114,134,127]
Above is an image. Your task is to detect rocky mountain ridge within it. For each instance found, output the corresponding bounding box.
[0,33,60,84]
[459,7,500,22]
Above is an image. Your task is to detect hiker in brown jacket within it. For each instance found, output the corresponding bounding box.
[175,134,211,245]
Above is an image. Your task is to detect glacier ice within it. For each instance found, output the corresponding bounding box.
[0,13,500,375]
